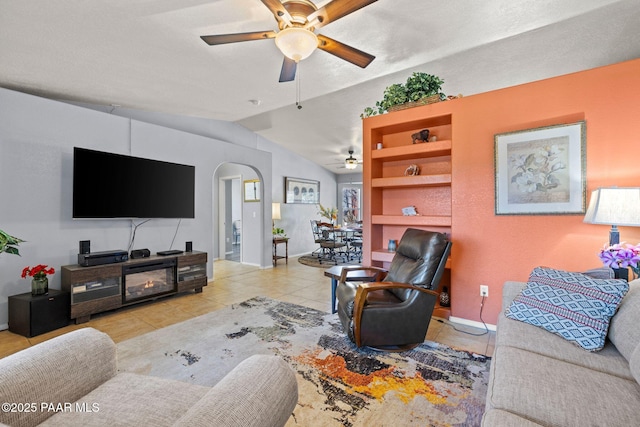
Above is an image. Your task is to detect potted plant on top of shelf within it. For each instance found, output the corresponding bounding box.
[361,72,446,118]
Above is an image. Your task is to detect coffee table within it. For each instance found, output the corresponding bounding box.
[324,265,381,313]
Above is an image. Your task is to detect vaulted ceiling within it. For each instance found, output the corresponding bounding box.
[1,0,639,173]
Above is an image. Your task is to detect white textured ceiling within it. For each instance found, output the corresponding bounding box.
[1,0,639,173]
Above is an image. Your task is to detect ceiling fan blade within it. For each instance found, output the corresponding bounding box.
[200,31,276,45]
[317,35,375,68]
[308,0,378,29]
[279,57,297,82]
[260,0,293,26]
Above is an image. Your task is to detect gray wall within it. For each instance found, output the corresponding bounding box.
[0,88,336,329]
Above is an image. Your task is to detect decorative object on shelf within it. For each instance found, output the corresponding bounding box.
[317,204,338,225]
[0,228,24,256]
[494,121,586,215]
[402,206,418,216]
[376,142,383,150]
[405,164,420,176]
[387,239,397,252]
[430,136,437,142]
[285,177,320,204]
[411,129,430,144]
[22,264,55,296]
[597,242,640,281]
[583,187,640,245]
[360,72,445,118]
[440,286,451,308]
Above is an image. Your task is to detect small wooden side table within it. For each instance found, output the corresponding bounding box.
[273,237,289,266]
[324,265,380,313]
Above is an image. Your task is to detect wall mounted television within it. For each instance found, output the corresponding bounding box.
[73,147,195,219]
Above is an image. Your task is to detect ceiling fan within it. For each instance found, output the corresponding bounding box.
[344,149,360,169]
[200,0,377,82]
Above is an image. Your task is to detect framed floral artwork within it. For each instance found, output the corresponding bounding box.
[494,121,586,215]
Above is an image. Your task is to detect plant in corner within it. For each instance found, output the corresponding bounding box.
[0,228,24,256]
[361,72,445,118]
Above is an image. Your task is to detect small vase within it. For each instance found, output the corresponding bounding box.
[388,239,397,252]
[613,268,629,281]
[440,286,451,308]
[31,276,48,296]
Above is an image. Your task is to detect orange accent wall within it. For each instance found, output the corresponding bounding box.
[374,59,640,325]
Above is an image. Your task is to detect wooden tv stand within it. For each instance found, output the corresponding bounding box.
[61,251,207,324]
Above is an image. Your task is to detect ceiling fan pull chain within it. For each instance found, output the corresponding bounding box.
[296,64,302,110]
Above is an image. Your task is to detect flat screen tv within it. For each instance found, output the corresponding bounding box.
[73,147,195,219]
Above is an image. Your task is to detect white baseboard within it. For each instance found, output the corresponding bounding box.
[0,323,8,331]
[449,316,497,332]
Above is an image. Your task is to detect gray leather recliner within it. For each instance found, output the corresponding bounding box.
[336,228,452,350]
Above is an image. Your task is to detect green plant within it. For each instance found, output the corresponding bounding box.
[272,227,286,236]
[0,229,24,256]
[361,72,445,118]
[317,204,338,223]
[404,72,444,101]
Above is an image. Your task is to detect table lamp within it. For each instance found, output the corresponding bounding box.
[583,187,640,245]
[272,203,281,228]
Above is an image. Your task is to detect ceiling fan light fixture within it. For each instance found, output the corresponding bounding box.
[275,27,318,62]
[345,150,358,169]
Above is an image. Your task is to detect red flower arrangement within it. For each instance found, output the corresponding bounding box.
[21,264,55,280]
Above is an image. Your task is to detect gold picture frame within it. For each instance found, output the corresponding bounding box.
[243,179,261,202]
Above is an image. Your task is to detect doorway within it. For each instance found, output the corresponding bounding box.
[218,175,242,262]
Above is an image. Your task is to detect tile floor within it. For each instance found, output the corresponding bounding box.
[0,258,495,359]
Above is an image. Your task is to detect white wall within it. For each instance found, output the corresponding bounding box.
[0,87,336,329]
[258,138,338,257]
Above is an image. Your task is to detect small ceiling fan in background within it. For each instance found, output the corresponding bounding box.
[200,0,377,82]
[326,149,363,170]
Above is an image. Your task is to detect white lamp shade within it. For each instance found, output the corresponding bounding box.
[272,203,282,220]
[275,27,318,62]
[583,187,640,226]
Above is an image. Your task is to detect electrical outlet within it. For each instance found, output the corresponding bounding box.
[480,285,489,297]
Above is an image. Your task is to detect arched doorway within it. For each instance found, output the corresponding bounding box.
[214,163,264,266]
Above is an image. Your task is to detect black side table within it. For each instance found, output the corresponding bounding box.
[8,289,70,337]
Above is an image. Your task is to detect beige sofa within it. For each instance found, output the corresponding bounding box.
[0,328,298,427]
[483,278,640,426]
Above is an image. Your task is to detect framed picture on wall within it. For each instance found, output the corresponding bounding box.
[244,179,260,202]
[285,177,320,204]
[494,121,586,215]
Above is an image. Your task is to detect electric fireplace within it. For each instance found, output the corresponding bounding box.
[122,258,177,304]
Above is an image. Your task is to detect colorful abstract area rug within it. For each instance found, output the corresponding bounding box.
[117,297,491,426]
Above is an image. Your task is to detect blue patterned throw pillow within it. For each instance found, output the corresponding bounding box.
[505,266,629,351]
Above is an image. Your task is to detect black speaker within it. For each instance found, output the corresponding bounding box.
[79,240,90,254]
[130,248,151,259]
[185,241,193,252]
